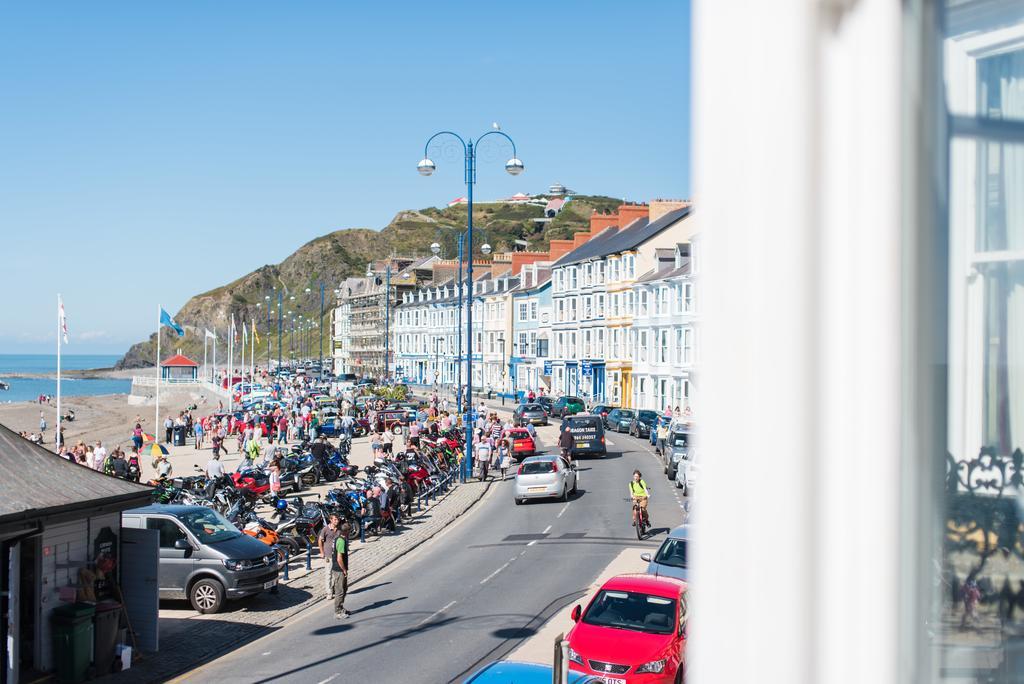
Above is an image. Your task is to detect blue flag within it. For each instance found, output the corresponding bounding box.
[160,308,185,337]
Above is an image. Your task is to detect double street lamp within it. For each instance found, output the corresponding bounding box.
[418,128,523,480]
[366,261,392,382]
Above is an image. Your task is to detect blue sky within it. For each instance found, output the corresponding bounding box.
[0,1,691,355]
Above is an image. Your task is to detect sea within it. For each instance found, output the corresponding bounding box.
[0,354,131,403]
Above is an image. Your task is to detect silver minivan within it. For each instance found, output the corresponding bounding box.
[123,504,279,614]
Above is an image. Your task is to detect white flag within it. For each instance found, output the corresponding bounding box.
[205,328,216,340]
[242,322,247,343]
[58,295,69,344]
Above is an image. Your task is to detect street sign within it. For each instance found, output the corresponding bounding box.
[543,361,552,375]
[581,360,593,377]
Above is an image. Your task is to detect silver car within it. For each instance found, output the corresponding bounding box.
[674,448,700,496]
[513,455,577,505]
[641,523,691,580]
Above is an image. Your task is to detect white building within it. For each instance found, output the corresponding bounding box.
[630,241,697,415]
[481,274,519,398]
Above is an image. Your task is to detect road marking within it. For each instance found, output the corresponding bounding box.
[527,540,537,547]
[417,599,458,625]
[316,675,340,684]
[557,502,570,518]
[542,525,552,534]
[261,651,272,656]
[480,562,511,584]
[606,438,616,446]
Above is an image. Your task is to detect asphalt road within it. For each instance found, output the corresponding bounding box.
[178,424,687,684]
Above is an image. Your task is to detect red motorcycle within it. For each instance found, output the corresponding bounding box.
[231,468,272,496]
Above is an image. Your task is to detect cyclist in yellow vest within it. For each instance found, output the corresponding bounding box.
[629,469,650,527]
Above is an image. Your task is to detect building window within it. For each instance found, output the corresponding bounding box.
[638,330,648,363]
[658,287,669,315]
[569,267,578,290]
[530,301,538,320]
[639,291,649,317]
[536,337,549,358]
[596,261,605,284]
[682,327,693,365]
[518,302,528,321]
[659,329,669,363]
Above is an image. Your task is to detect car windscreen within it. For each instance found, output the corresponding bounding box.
[180,508,241,543]
[582,590,677,635]
[670,432,691,447]
[522,404,543,412]
[520,460,555,474]
[568,418,602,433]
[638,411,659,421]
[617,410,636,419]
[654,538,688,569]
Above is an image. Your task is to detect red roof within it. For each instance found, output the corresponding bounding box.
[161,354,198,367]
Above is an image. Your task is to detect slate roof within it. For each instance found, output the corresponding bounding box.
[0,424,153,533]
[636,257,692,284]
[552,206,692,268]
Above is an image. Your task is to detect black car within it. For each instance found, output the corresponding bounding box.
[590,404,618,425]
[513,403,549,426]
[606,408,637,433]
[629,410,660,438]
[535,395,555,415]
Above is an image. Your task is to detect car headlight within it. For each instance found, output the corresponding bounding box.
[224,558,254,571]
[636,658,667,674]
[567,647,584,665]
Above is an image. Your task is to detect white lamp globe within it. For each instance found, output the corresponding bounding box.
[481,243,493,255]
[417,158,436,176]
[430,242,441,255]
[505,158,524,176]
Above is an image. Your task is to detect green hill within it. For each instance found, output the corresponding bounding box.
[115,194,622,369]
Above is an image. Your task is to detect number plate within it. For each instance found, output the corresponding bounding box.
[597,678,625,684]
[576,442,587,448]
[263,579,277,590]
[528,486,546,492]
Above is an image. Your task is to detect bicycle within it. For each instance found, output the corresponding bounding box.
[631,496,650,539]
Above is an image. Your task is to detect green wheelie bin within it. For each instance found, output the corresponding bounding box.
[51,602,95,683]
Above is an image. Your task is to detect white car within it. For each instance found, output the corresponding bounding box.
[514,455,578,505]
[675,449,699,496]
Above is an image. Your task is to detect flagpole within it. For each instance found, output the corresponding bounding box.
[203,333,208,384]
[56,294,61,446]
[250,319,255,381]
[155,305,161,438]
[213,330,217,384]
[228,315,234,411]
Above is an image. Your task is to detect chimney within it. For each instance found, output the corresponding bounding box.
[617,202,649,227]
[549,239,575,262]
[650,199,692,223]
[590,210,619,233]
[573,230,593,249]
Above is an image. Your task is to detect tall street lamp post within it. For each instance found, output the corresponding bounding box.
[418,128,523,480]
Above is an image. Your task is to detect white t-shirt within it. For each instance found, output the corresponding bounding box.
[92,447,107,471]
[207,458,226,478]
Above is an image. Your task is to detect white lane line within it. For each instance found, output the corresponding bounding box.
[542,525,552,534]
[261,652,272,656]
[316,675,340,684]
[557,502,570,518]
[606,439,616,446]
[480,562,511,584]
[417,599,457,625]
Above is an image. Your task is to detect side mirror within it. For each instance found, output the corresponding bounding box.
[174,538,191,551]
[641,552,652,562]
[571,605,582,622]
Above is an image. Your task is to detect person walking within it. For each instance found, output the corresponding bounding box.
[318,514,345,599]
[132,423,144,451]
[330,522,353,619]
[558,424,574,464]
[164,415,174,444]
[194,420,204,449]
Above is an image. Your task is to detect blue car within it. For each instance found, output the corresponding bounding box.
[466,661,602,683]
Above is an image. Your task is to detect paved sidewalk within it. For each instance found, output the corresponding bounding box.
[105,477,493,683]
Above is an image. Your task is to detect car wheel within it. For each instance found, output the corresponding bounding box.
[514,498,523,506]
[683,483,689,497]
[667,467,676,480]
[571,478,578,496]
[189,578,225,614]
[561,485,569,502]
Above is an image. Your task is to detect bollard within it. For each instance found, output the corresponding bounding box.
[306,540,312,570]
[359,518,366,543]
[283,549,290,580]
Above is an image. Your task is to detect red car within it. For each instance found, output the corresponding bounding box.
[504,428,537,460]
[567,574,688,684]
